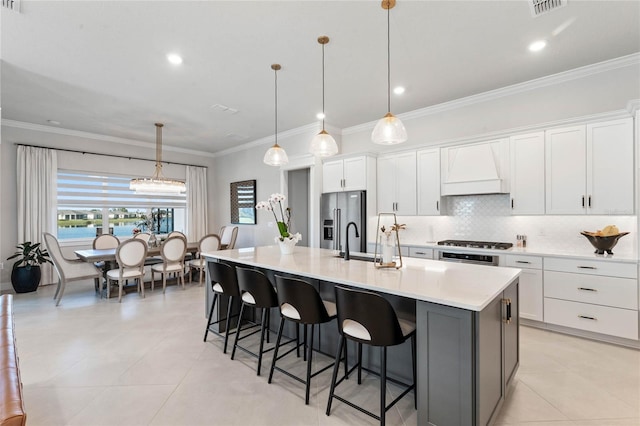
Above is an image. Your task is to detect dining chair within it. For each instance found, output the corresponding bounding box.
[150,235,187,293]
[92,234,120,269]
[43,232,102,306]
[168,231,186,239]
[133,232,152,245]
[219,226,238,250]
[105,239,148,302]
[188,234,221,285]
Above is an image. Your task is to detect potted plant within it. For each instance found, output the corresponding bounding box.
[7,241,52,293]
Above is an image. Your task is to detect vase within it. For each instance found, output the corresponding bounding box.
[278,238,298,255]
[381,236,394,264]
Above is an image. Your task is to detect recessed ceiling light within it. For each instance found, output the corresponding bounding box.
[47,120,61,125]
[316,112,325,120]
[167,53,183,65]
[393,86,405,95]
[528,40,547,52]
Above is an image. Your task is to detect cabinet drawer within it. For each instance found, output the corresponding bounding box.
[544,271,638,310]
[544,298,638,340]
[544,257,637,279]
[409,247,433,259]
[505,255,542,269]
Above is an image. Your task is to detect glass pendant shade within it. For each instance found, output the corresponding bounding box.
[371,112,407,145]
[130,123,186,193]
[310,129,338,157]
[263,143,289,166]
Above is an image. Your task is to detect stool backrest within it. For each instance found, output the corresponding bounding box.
[236,267,278,309]
[208,261,240,297]
[275,275,332,324]
[334,286,404,347]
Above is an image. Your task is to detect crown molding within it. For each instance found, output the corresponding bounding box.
[343,53,640,135]
[1,119,216,158]
[627,99,640,115]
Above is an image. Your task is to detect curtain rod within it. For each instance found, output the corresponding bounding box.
[14,143,207,168]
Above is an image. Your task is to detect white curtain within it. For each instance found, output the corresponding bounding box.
[17,146,58,285]
[186,166,208,242]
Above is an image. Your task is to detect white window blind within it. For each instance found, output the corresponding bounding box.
[57,170,186,209]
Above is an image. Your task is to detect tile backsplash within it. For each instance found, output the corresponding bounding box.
[369,194,637,256]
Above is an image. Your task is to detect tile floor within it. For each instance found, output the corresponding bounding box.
[8,281,640,426]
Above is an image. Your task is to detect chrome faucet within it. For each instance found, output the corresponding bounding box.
[344,221,359,261]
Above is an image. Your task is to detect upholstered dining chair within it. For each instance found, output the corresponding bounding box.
[219,226,238,250]
[43,232,102,306]
[168,231,186,239]
[150,235,187,293]
[133,232,152,246]
[106,239,148,302]
[188,234,221,285]
[92,234,120,269]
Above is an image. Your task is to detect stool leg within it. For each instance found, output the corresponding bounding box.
[265,308,271,344]
[268,316,286,384]
[305,324,315,405]
[296,324,300,358]
[411,334,417,409]
[326,335,345,416]
[357,343,363,384]
[204,293,218,342]
[303,325,308,362]
[380,346,387,426]
[223,295,234,354]
[231,302,247,360]
[343,338,349,380]
[257,307,268,376]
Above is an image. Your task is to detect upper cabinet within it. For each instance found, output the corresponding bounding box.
[322,155,375,193]
[545,118,633,215]
[417,148,441,215]
[377,151,417,215]
[509,132,545,215]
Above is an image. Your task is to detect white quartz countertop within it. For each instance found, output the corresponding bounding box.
[203,246,521,312]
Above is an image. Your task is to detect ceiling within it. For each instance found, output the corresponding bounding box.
[2,1,639,155]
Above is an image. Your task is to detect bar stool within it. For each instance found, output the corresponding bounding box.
[203,261,240,354]
[230,267,279,375]
[268,275,346,405]
[326,286,417,426]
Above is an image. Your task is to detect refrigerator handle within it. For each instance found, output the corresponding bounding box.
[332,208,338,251]
[336,208,341,251]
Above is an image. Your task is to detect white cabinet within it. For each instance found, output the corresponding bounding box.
[543,257,638,340]
[408,247,433,259]
[509,132,545,215]
[545,118,633,214]
[377,152,416,215]
[505,255,543,321]
[417,148,441,215]
[322,155,372,193]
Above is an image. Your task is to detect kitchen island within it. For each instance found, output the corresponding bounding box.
[203,245,521,426]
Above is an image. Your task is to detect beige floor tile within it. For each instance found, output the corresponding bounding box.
[22,385,105,425]
[493,379,569,424]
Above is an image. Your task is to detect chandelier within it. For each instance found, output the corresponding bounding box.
[130,123,186,194]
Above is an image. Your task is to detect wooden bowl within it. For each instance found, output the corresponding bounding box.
[580,231,629,255]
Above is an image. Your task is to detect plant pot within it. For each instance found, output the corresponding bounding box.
[11,265,42,293]
[278,238,298,255]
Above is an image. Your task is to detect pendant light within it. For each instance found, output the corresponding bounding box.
[309,36,338,157]
[371,0,407,145]
[130,123,186,193]
[263,64,289,166]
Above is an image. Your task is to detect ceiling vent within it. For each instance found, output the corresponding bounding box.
[2,0,21,12]
[529,0,566,17]
[211,104,239,115]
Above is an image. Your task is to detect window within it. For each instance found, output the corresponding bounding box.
[57,170,186,240]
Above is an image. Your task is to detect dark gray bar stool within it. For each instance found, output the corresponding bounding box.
[326,286,417,426]
[203,261,240,354]
[231,267,279,375]
[268,275,346,405]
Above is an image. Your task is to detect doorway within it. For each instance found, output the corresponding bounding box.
[287,168,310,247]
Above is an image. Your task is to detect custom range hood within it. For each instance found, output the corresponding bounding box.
[441,139,510,196]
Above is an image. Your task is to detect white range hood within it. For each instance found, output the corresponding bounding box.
[441,138,510,196]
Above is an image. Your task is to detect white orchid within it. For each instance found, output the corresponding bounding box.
[257,192,295,241]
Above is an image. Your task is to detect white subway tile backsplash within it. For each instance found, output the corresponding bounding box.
[371,194,637,257]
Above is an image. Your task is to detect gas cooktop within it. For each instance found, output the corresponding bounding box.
[437,240,513,250]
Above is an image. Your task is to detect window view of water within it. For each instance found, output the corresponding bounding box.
[58,224,139,240]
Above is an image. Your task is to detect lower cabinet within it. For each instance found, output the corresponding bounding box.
[505,255,543,321]
[417,280,519,426]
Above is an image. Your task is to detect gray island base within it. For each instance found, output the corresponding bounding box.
[203,246,520,425]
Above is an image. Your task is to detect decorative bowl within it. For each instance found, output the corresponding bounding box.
[580,231,629,255]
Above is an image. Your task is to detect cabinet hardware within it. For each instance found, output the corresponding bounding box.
[415,251,425,255]
[578,287,598,292]
[511,198,514,209]
[502,298,512,324]
[582,195,585,207]
[578,315,597,321]
[588,195,592,207]
[515,260,531,264]
[577,266,597,270]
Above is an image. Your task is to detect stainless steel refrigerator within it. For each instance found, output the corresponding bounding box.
[320,191,366,253]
